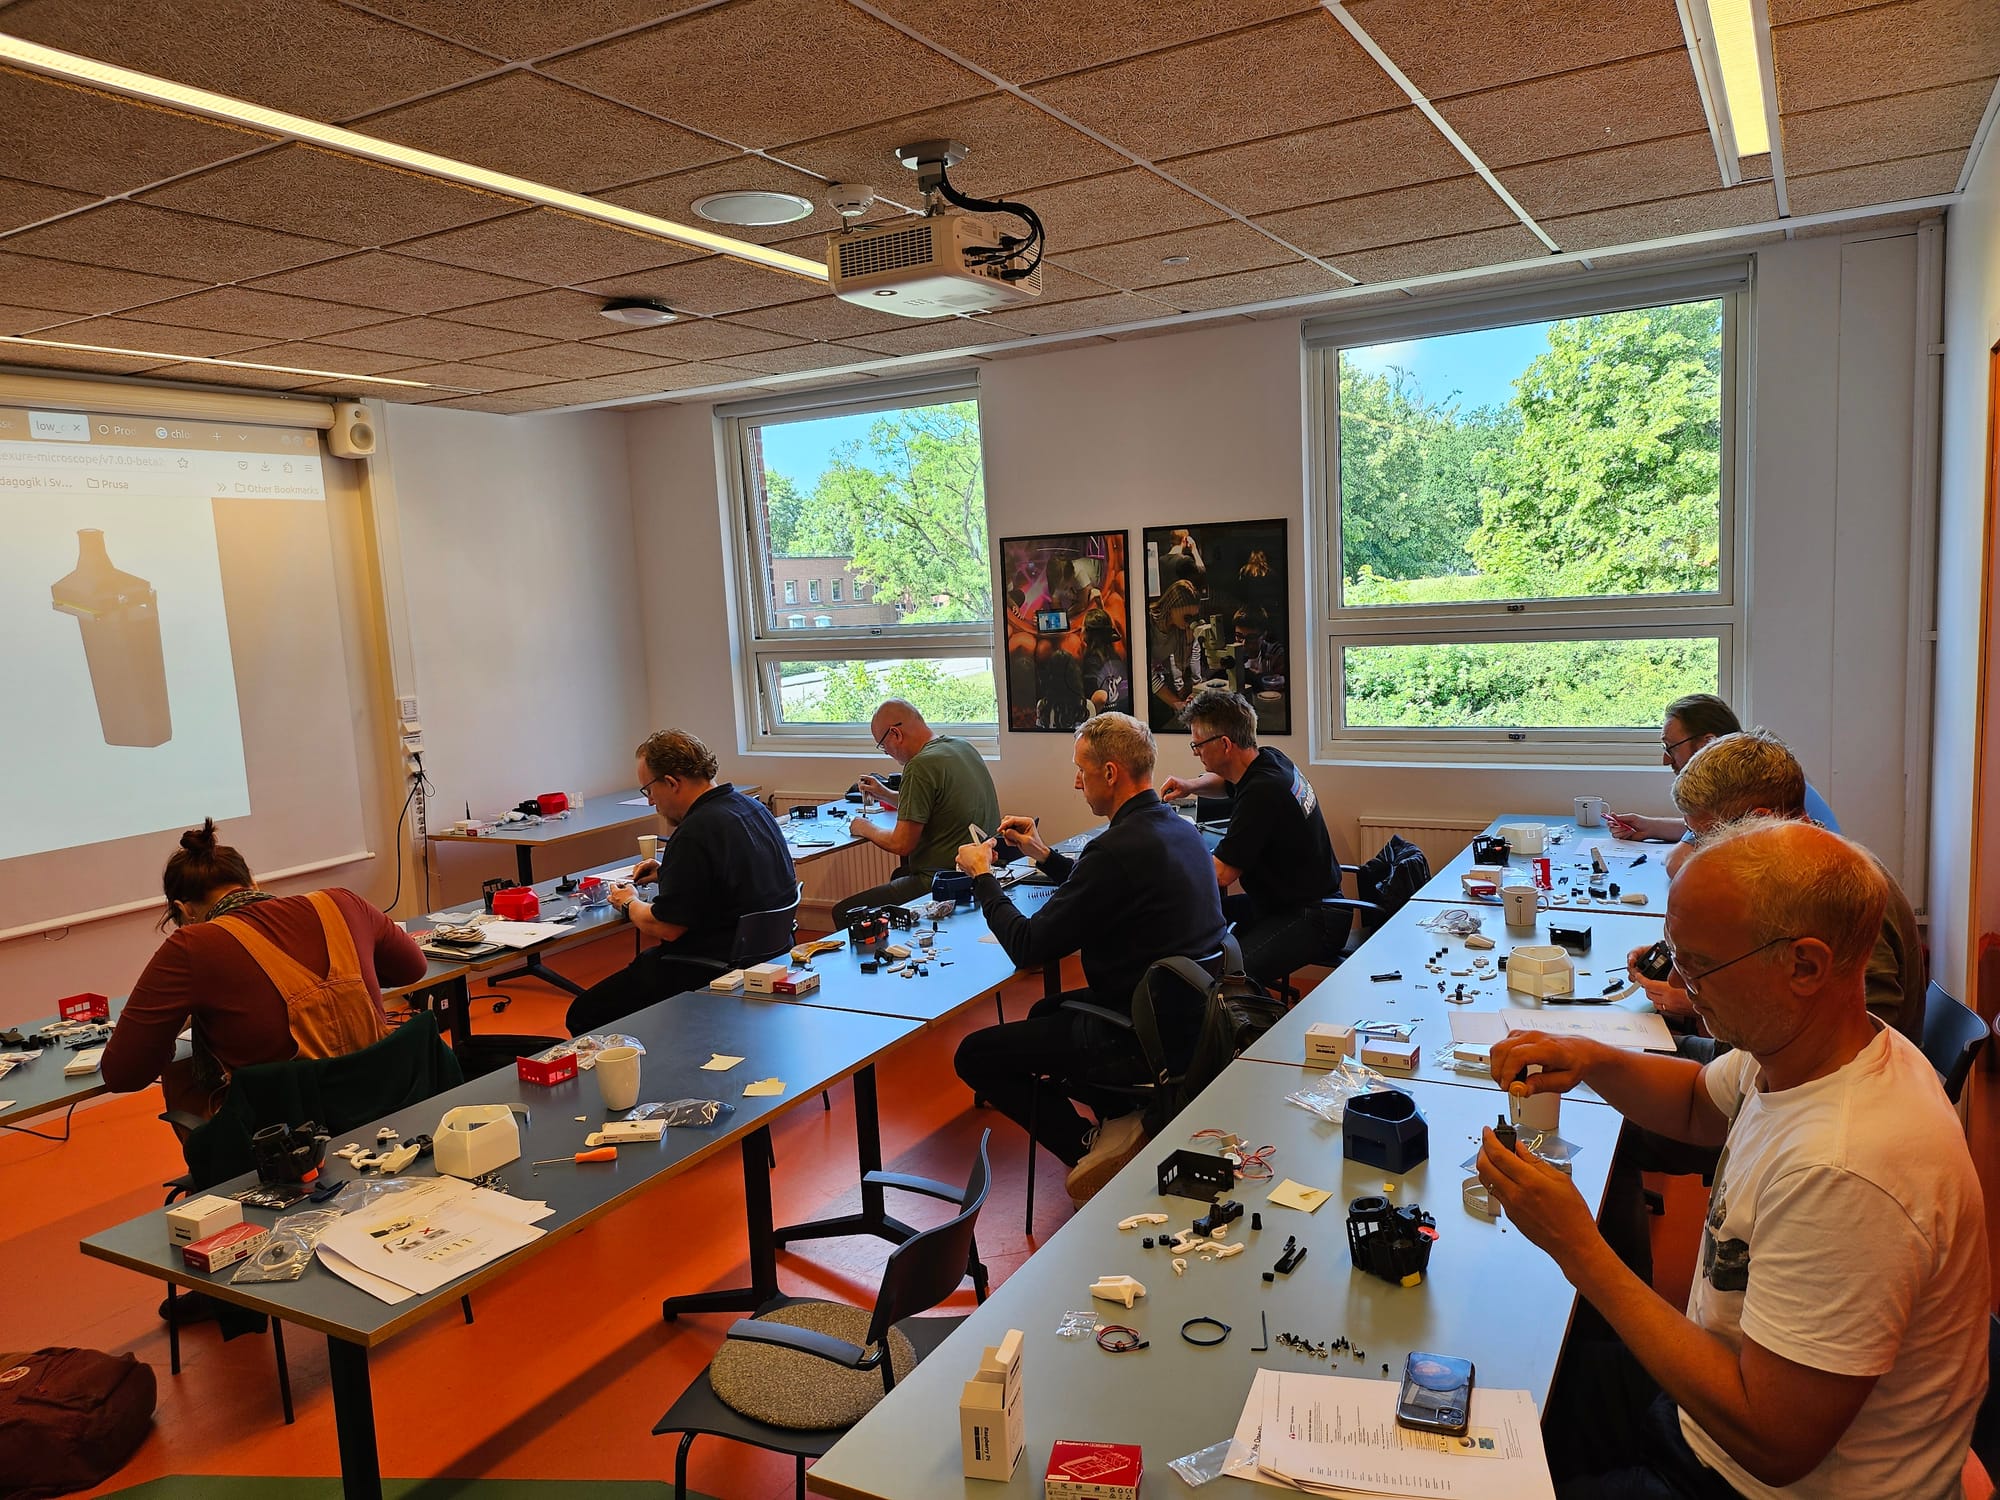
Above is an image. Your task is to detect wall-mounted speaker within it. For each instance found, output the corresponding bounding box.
[327,401,376,459]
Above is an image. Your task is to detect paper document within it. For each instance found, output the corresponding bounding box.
[1255,1369,1555,1498]
[1448,1011,1510,1046]
[316,1176,544,1299]
[702,1054,745,1072]
[1503,1008,1676,1052]
[744,1078,786,1097]
[619,796,650,806]
[63,1048,104,1077]
[475,921,571,949]
[0,1101,14,1112]
[1581,836,1656,861]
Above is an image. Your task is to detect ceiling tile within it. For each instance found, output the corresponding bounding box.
[353,0,711,60]
[1009,170,1223,252]
[356,73,730,195]
[0,250,204,313]
[421,391,568,414]
[1113,315,1254,339]
[0,0,495,118]
[436,288,632,340]
[726,295,924,343]
[1781,77,1997,176]
[226,341,430,376]
[714,341,883,373]
[836,319,1020,356]
[981,337,1113,359]
[1053,221,1295,292]
[778,92,1130,200]
[581,256,825,317]
[122,286,397,340]
[1029,14,1407,160]
[245,252,542,314]
[1342,0,1686,99]
[0,343,171,374]
[586,318,798,361]
[139,361,324,390]
[982,290,1177,336]
[0,175,92,234]
[140,144,515,246]
[1768,0,1878,20]
[0,68,271,197]
[320,317,552,361]
[1773,0,2000,114]
[3,203,345,282]
[1785,149,1968,214]
[516,369,737,405]
[1543,183,1780,250]
[1164,108,1466,218]
[1330,224,1553,282]
[865,0,1313,82]
[0,303,72,334]
[1143,260,1350,312]
[1258,176,1519,257]
[473,342,671,378]
[642,362,780,391]
[754,369,887,390]
[22,315,262,356]
[545,0,989,149]
[1786,207,1935,238]
[1439,49,1710,169]
[392,208,700,283]
[366,361,551,393]
[1498,133,1725,220]
[599,155,893,245]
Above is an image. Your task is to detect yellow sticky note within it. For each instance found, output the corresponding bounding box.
[702,1054,745,1071]
[1267,1178,1332,1213]
[744,1078,786,1097]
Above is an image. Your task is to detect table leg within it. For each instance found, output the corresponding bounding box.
[443,975,471,1059]
[771,1064,916,1250]
[326,1336,383,1500]
[661,1126,780,1319]
[514,846,535,886]
[484,952,586,999]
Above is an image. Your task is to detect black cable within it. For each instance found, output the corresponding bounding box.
[2,1100,80,1142]
[931,166,1043,282]
[386,774,420,913]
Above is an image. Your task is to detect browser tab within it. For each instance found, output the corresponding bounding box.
[28,410,89,442]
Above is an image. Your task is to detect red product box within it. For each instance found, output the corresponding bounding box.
[537,792,570,815]
[182,1222,270,1274]
[517,1047,579,1087]
[58,992,110,1022]
[772,970,820,996]
[1045,1440,1142,1500]
[492,887,540,921]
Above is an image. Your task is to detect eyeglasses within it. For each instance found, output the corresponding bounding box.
[1666,934,1801,998]
[1189,733,1229,753]
[874,722,903,751]
[1661,733,1699,755]
[638,775,669,800]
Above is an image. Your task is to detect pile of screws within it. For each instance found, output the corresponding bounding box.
[1273,1332,1368,1362]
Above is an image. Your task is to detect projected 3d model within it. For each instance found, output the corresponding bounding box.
[51,528,173,747]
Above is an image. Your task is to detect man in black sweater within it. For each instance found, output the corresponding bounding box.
[953,712,1227,1205]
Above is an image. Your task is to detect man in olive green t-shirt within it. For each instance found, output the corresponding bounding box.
[832,699,1001,928]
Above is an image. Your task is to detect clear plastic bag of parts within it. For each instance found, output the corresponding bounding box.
[568,1034,646,1070]
[1055,1308,1100,1339]
[1459,1131,1581,1174]
[1285,1060,1390,1123]
[625,1098,734,1128]
[231,1208,345,1283]
[1167,1436,1263,1486]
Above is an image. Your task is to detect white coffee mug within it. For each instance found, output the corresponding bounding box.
[1509,1082,1562,1134]
[1573,796,1605,827]
[596,1046,641,1113]
[637,834,659,863]
[1501,884,1542,928]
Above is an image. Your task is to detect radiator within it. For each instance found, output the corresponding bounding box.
[1352,815,1490,872]
[766,791,900,930]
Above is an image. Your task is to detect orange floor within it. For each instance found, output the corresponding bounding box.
[2,929,1806,1498]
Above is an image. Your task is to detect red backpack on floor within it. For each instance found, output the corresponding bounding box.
[0,1348,156,1499]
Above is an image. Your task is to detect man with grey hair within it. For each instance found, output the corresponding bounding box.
[1480,821,1986,1498]
[952,712,1227,1204]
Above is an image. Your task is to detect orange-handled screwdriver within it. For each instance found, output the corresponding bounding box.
[531,1146,617,1173]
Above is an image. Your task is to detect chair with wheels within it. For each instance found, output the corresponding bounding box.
[1921,981,1986,1104]
[652,1131,992,1500]
[1269,838,1433,1007]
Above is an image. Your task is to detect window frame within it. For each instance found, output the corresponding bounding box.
[1305,262,1752,766]
[721,374,999,755]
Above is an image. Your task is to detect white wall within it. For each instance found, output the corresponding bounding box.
[1934,138,2000,1005]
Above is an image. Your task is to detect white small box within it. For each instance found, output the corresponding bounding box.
[960,1328,1025,1481]
[708,969,746,992]
[166,1194,242,1248]
[743,962,788,994]
[434,1103,521,1178]
[1304,1022,1355,1067]
[1361,1036,1420,1073]
[1505,944,1574,999]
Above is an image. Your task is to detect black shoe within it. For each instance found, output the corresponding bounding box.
[159,1289,218,1323]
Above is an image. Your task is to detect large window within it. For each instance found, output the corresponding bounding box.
[728,379,997,748]
[1312,268,1746,759]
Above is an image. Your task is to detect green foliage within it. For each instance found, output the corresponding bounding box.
[1344,639,1718,728]
[782,659,998,726]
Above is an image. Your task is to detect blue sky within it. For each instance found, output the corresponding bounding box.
[758,411,874,493]
[1341,319,1555,413]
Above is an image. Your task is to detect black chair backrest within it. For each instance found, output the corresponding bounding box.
[730,884,803,967]
[1972,1313,2000,1477]
[1355,836,1431,926]
[1920,981,1987,1103]
[865,1131,992,1366]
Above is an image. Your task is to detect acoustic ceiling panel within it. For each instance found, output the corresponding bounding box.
[836,318,1024,357]
[1028,13,1406,161]
[473,341,673,379]
[227,340,430,375]
[1010,170,1223,253]
[979,338,1107,359]
[0,249,204,313]
[982,290,1176,336]
[363,360,552,393]
[1767,0,1877,19]
[1144,260,1350,313]
[438,287,636,340]
[727,294,931,343]
[0,0,495,119]
[1772,0,2000,115]
[356,72,732,194]
[1498,133,1728,220]
[318,316,552,361]
[1437,48,1711,169]
[141,361,330,390]
[1785,149,1969,214]
[391,207,701,283]
[1542,183,1780,250]
[1331,224,1552,282]
[0,67,271,197]
[1162,108,1467,218]
[353,0,711,61]
[1342,0,1688,100]
[1053,220,1298,292]
[712,341,884,373]
[0,175,91,234]
[545,0,989,150]
[582,255,825,318]
[1779,76,1998,176]
[140,144,516,246]
[122,286,395,340]
[0,343,170,373]
[599,155,895,245]
[2,202,345,282]
[244,251,543,315]
[24,314,263,356]
[585,317,799,362]
[423,390,574,414]
[1257,175,1519,259]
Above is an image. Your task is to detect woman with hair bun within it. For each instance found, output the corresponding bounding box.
[102,819,426,1121]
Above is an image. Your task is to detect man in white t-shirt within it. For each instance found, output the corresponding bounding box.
[1479,820,1987,1499]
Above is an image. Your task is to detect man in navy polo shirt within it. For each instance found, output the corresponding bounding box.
[566,729,796,1034]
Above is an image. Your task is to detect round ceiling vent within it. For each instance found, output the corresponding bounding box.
[691,190,816,226]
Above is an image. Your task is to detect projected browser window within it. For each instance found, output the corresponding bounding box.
[0,407,326,863]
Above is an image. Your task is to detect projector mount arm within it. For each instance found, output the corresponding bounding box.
[894,138,1044,282]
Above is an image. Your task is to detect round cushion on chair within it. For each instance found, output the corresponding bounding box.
[708,1300,917,1430]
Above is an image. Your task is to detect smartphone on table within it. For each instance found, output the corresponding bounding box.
[1396,1351,1474,1437]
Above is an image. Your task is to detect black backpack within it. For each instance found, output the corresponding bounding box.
[1354,835,1431,931]
[1127,956,1285,1130]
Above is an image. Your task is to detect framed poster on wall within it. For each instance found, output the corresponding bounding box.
[998,531,1133,731]
[1141,519,1291,734]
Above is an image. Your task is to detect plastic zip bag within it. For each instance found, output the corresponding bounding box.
[232,1208,344,1283]
[1167,1436,1263,1486]
[1285,1060,1388,1123]
[625,1099,734,1128]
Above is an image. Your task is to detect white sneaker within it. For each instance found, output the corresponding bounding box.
[1065,1112,1149,1205]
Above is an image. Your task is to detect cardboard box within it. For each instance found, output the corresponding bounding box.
[517,1046,579,1087]
[959,1328,1025,1481]
[1303,1022,1354,1067]
[166,1194,241,1248]
[742,962,789,994]
[58,991,110,1022]
[1360,1036,1420,1073]
[183,1222,270,1273]
[1045,1440,1141,1499]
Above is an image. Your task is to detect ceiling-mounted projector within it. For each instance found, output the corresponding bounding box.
[827,215,1042,319]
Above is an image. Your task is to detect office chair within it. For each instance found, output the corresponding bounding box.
[1269,838,1432,1007]
[1920,981,1986,1104]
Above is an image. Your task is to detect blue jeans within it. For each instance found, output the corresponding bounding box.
[1549,1341,1745,1500]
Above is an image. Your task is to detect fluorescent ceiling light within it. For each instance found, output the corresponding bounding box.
[0,33,830,284]
[0,335,441,388]
[1685,0,1771,162]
